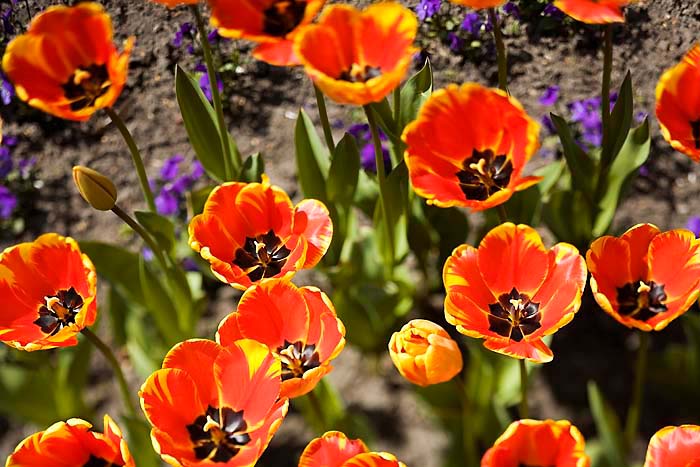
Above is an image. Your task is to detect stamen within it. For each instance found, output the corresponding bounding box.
[203,415,219,432]
[469,158,488,176]
[509,298,523,310]
[637,281,651,294]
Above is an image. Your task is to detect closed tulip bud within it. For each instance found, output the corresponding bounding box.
[389,319,463,387]
[72,166,117,211]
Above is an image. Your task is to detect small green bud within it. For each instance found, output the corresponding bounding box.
[72,166,118,211]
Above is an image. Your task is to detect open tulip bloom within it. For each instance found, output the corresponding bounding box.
[656,44,700,161]
[643,425,700,467]
[402,83,541,210]
[0,233,97,351]
[294,3,418,106]
[553,0,634,23]
[140,338,288,466]
[443,223,587,363]
[1,2,133,121]
[209,0,325,66]
[6,415,135,467]
[299,431,407,467]
[217,279,345,399]
[188,176,332,290]
[586,224,700,331]
[481,419,590,467]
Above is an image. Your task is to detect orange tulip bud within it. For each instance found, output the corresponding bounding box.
[389,319,463,387]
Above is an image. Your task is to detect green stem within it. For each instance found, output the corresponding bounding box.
[601,24,613,158]
[81,328,136,418]
[519,359,529,419]
[497,204,508,223]
[489,8,508,93]
[111,204,168,273]
[307,388,327,430]
[313,83,335,154]
[364,105,395,277]
[191,4,240,179]
[624,332,649,451]
[390,87,402,166]
[104,107,156,212]
[454,376,477,465]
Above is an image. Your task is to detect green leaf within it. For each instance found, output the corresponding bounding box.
[189,185,215,216]
[122,417,162,467]
[134,210,176,254]
[327,133,361,206]
[542,189,593,249]
[138,257,182,344]
[175,65,240,182]
[373,160,409,263]
[238,152,265,183]
[603,72,634,166]
[587,381,626,467]
[107,286,129,346]
[367,98,398,142]
[294,109,330,202]
[550,113,596,197]
[80,242,145,306]
[593,118,651,236]
[400,58,433,129]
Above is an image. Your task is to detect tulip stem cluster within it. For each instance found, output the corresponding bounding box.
[81,327,137,418]
[313,83,336,154]
[105,107,156,212]
[624,331,650,454]
[364,104,395,277]
[190,4,240,180]
[488,8,508,93]
[111,204,168,271]
[519,359,529,419]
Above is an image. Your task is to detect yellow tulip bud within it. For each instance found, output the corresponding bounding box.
[389,319,463,387]
[72,166,118,211]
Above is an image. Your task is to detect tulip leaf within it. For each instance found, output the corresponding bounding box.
[587,381,626,467]
[295,108,330,202]
[134,210,176,254]
[367,98,398,142]
[107,286,129,346]
[373,160,409,263]
[238,152,265,183]
[593,118,650,237]
[542,188,593,249]
[400,58,433,130]
[327,133,361,206]
[79,242,145,307]
[603,71,634,167]
[138,257,182,345]
[122,417,162,467]
[175,65,241,182]
[550,112,596,198]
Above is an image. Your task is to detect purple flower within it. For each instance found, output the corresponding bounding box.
[541,115,556,135]
[635,111,647,123]
[687,216,700,237]
[416,0,441,21]
[461,12,482,36]
[0,147,12,179]
[207,29,219,45]
[160,154,184,181]
[172,22,194,48]
[1,73,14,106]
[181,257,199,272]
[348,123,369,139]
[360,143,392,174]
[18,157,36,178]
[543,3,564,20]
[0,186,17,219]
[639,164,649,177]
[155,187,179,216]
[191,161,204,179]
[502,1,520,19]
[199,72,223,102]
[142,247,154,262]
[539,85,560,106]
[447,32,464,52]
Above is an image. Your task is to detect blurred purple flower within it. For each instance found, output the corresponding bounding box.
[182,257,199,272]
[160,154,184,181]
[687,216,700,237]
[1,73,14,106]
[447,32,464,52]
[416,0,441,21]
[638,164,649,177]
[541,114,556,135]
[207,29,219,44]
[2,135,17,147]
[199,72,223,102]
[172,22,194,48]
[502,1,520,19]
[0,186,17,219]
[360,143,392,173]
[142,247,154,262]
[155,187,179,216]
[1,8,14,37]
[347,123,391,173]
[461,12,482,36]
[635,111,648,123]
[539,85,560,106]
[0,147,12,179]
[543,3,564,19]
[191,161,204,179]
[18,157,36,178]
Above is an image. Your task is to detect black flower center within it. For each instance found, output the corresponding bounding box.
[339,64,382,83]
[276,340,321,381]
[34,287,84,336]
[233,230,291,282]
[456,148,513,201]
[616,280,667,322]
[84,455,118,467]
[690,119,700,150]
[488,288,541,342]
[187,406,251,463]
[61,64,111,112]
[262,0,307,36]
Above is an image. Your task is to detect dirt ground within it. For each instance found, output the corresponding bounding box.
[1,0,700,465]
